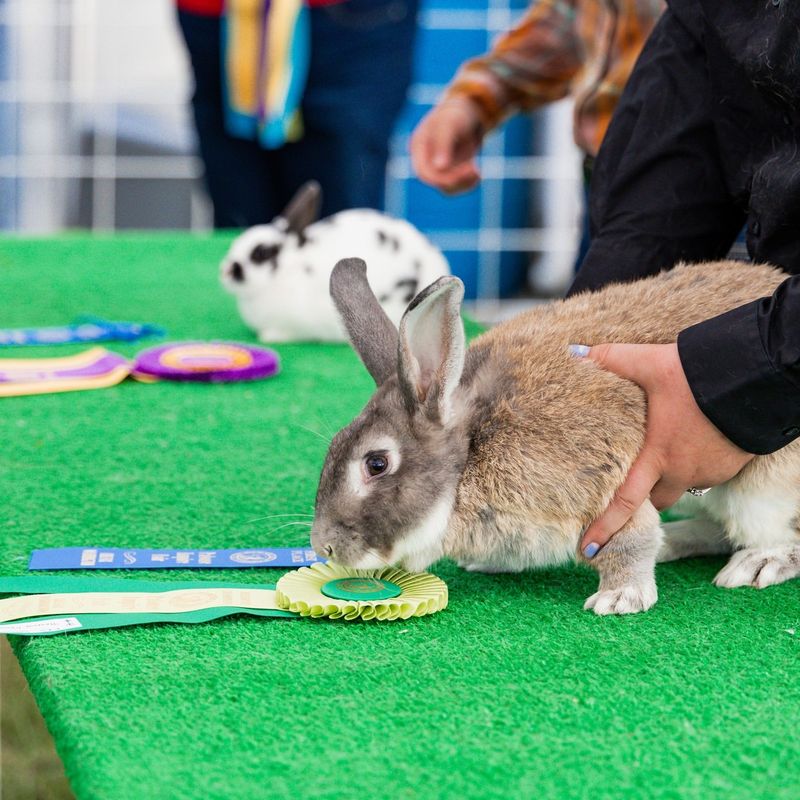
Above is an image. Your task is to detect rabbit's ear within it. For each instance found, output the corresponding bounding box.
[398,277,465,424]
[277,180,321,235]
[330,258,398,386]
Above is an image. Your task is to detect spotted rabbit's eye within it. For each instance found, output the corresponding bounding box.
[250,244,280,265]
[365,453,389,477]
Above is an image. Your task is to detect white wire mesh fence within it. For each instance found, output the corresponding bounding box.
[0,0,583,301]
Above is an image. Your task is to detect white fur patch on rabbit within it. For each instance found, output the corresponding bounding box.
[713,546,800,589]
[220,181,449,342]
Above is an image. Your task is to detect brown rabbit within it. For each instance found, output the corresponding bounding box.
[311,257,800,614]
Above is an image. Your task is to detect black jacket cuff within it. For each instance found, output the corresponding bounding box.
[677,301,800,455]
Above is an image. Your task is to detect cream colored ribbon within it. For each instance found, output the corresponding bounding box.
[0,587,280,624]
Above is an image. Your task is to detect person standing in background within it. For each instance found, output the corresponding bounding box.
[177,0,419,228]
[410,0,663,268]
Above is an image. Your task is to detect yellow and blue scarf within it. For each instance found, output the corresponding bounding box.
[222,0,310,148]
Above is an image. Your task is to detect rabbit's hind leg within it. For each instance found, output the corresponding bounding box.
[582,501,663,615]
[657,517,731,563]
[713,545,800,589]
[705,470,800,589]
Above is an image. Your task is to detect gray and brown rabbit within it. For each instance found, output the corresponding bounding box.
[311,257,800,614]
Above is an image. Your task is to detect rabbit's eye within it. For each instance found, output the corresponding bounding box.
[365,453,388,477]
[250,244,280,265]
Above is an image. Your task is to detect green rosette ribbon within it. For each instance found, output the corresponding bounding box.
[275,562,448,621]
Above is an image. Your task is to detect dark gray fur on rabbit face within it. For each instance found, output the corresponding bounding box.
[312,258,469,571]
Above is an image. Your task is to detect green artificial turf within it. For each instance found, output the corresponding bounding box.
[1,235,799,800]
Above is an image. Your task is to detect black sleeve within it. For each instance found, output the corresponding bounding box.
[678,275,800,455]
[567,5,800,454]
[567,6,745,295]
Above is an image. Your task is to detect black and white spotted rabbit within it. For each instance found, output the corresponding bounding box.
[220,182,450,342]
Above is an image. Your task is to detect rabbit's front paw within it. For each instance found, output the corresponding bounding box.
[583,580,657,615]
[714,546,800,589]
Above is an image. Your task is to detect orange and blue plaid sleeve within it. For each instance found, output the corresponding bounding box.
[443,0,584,132]
[575,0,663,154]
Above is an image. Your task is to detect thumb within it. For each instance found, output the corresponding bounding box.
[579,450,662,557]
[430,122,457,170]
[574,342,651,386]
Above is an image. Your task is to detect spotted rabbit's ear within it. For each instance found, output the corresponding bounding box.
[276,181,321,236]
[330,258,398,386]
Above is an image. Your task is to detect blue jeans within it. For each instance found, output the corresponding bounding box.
[178,0,419,228]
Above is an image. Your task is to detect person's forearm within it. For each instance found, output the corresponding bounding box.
[442,0,582,133]
[568,9,745,297]
[678,274,800,455]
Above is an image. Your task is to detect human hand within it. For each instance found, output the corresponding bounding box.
[574,342,755,557]
[409,97,484,194]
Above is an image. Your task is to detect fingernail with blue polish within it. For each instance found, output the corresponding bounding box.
[583,542,600,559]
[569,344,590,358]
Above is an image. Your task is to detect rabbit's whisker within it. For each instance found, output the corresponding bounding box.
[363,547,394,570]
[291,422,332,445]
[314,413,339,440]
[266,521,313,536]
[246,512,315,524]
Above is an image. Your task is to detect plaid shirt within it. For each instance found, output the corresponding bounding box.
[444,0,664,156]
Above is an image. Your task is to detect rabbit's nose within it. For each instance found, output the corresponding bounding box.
[311,527,334,559]
[230,261,244,282]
